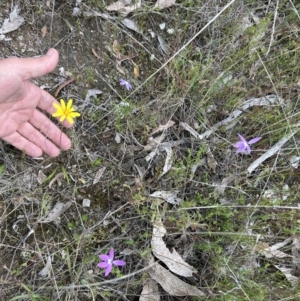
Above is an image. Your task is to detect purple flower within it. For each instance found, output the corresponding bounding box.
[97,248,126,276]
[234,133,262,154]
[120,79,132,91]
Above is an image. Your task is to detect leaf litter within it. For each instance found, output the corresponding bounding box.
[140,278,160,301]
[154,0,176,9]
[150,191,182,205]
[40,201,72,224]
[253,237,300,286]
[0,5,24,35]
[106,0,142,16]
[151,220,197,277]
[147,254,205,297]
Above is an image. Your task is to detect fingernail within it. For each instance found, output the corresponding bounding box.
[47,48,55,56]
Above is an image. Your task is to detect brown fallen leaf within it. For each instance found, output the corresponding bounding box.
[116,61,126,75]
[133,62,140,78]
[113,39,121,58]
[150,120,175,136]
[92,48,101,60]
[54,79,75,97]
[41,25,47,38]
[93,167,106,185]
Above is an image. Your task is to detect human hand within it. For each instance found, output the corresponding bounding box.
[0,48,72,157]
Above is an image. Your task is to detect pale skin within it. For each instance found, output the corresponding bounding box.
[0,48,72,157]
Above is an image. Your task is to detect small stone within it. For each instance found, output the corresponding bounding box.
[82,198,91,207]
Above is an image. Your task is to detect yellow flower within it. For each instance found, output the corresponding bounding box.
[52,99,81,124]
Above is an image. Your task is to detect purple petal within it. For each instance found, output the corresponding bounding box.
[237,134,247,143]
[113,260,126,266]
[246,145,251,154]
[97,262,109,268]
[99,254,109,261]
[234,141,245,148]
[248,137,262,145]
[109,248,114,260]
[236,147,246,153]
[120,79,132,90]
[105,264,112,276]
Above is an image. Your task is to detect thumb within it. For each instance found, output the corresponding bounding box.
[15,48,59,80]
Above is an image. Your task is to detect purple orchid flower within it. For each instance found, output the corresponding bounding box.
[119,79,132,91]
[97,248,126,276]
[234,133,262,154]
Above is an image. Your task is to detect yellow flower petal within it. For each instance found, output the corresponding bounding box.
[53,102,62,110]
[69,112,81,118]
[52,111,62,118]
[67,115,74,124]
[67,99,73,110]
[59,115,66,122]
[60,99,66,110]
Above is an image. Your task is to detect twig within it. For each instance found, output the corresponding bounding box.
[266,0,279,56]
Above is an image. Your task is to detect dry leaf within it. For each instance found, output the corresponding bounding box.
[49,172,65,189]
[41,201,72,223]
[115,133,121,144]
[106,0,142,16]
[292,236,300,266]
[144,133,166,151]
[289,155,300,169]
[207,154,217,172]
[93,167,106,184]
[274,265,299,287]
[121,18,143,35]
[85,89,102,102]
[179,122,201,139]
[133,63,140,78]
[150,120,175,136]
[113,40,121,57]
[39,256,52,277]
[151,220,196,277]
[37,170,47,184]
[148,261,205,296]
[0,6,25,35]
[140,278,160,301]
[106,0,131,11]
[150,191,182,205]
[157,34,170,54]
[154,0,176,9]
[92,48,101,60]
[116,61,126,75]
[54,79,75,97]
[41,25,47,37]
[161,145,173,176]
[255,239,292,259]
